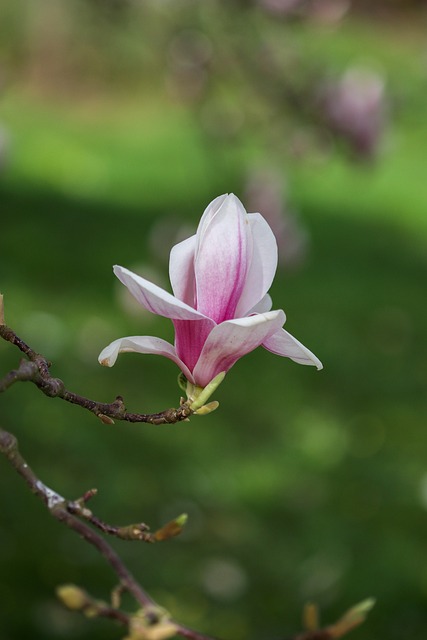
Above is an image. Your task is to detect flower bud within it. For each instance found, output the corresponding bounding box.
[56,584,88,611]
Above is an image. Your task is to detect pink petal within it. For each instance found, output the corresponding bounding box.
[235,212,278,317]
[98,335,195,382]
[194,194,251,323]
[114,265,211,323]
[263,328,323,369]
[173,318,215,373]
[192,310,286,387]
[169,234,197,306]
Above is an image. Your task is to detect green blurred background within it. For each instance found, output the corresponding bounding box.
[1,1,427,639]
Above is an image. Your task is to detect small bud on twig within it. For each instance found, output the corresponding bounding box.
[327,598,376,638]
[115,523,151,541]
[82,488,98,503]
[303,602,319,632]
[98,413,116,425]
[126,606,178,640]
[56,584,89,611]
[153,513,188,542]
[111,583,126,610]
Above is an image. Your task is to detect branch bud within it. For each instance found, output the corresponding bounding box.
[153,513,188,541]
[328,598,375,638]
[116,523,151,541]
[303,602,319,632]
[126,607,178,640]
[98,413,115,425]
[56,584,89,611]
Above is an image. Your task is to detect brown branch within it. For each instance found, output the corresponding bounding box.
[0,323,193,425]
[66,489,187,543]
[0,427,153,605]
[1,423,367,640]
[67,491,153,543]
[0,425,219,640]
[0,300,372,640]
[56,585,132,626]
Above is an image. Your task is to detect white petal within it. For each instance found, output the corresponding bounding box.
[235,212,278,317]
[98,335,194,382]
[114,265,211,323]
[263,328,323,369]
[193,309,286,387]
[194,194,251,323]
[246,293,273,315]
[196,194,229,243]
[169,234,197,306]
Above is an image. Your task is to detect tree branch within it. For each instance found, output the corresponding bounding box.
[0,425,218,640]
[0,300,373,639]
[0,323,193,425]
[0,422,372,640]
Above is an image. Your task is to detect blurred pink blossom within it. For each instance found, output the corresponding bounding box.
[245,168,309,269]
[319,66,387,158]
[258,0,349,23]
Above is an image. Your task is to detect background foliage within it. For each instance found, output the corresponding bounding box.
[1,1,427,639]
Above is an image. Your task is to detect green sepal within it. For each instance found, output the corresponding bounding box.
[177,372,188,393]
[187,371,226,411]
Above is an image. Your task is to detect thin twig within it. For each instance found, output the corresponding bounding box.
[0,324,193,425]
[0,426,219,640]
[0,427,154,605]
[0,308,372,640]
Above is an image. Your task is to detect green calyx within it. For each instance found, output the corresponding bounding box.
[177,371,226,416]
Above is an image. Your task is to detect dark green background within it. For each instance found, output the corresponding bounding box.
[1,2,427,639]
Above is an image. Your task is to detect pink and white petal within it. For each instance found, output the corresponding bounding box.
[246,293,274,315]
[169,194,229,306]
[235,212,278,317]
[173,317,215,374]
[192,309,286,387]
[263,328,323,370]
[169,234,197,306]
[195,194,251,323]
[196,194,229,242]
[114,265,211,323]
[98,335,195,382]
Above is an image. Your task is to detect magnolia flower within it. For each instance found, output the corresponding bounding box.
[319,66,386,159]
[99,194,322,399]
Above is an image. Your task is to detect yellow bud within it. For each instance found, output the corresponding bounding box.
[56,584,88,610]
[154,513,188,541]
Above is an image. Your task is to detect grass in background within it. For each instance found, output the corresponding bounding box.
[1,9,427,640]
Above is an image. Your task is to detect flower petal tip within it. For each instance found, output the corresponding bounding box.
[309,352,323,371]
